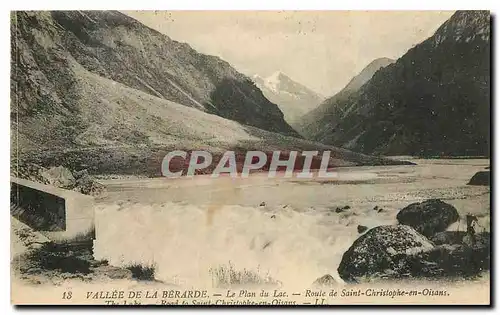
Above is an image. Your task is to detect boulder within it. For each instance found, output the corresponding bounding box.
[39,166,76,189]
[425,214,490,276]
[335,207,348,213]
[462,231,490,251]
[73,170,105,196]
[96,265,133,280]
[312,274,337,287]
[337,225,434,282]
[373,205,384,213]
[13,163,104,196]
[73,169,89,180]
[357,225,368,234]
[396,199,459,237]
[467,171,490,186]
[11,161,49,184]
[333,205,351,213]
[338,225,491,283]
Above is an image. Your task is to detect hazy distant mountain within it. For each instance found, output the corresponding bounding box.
[305,10,490,156]
[298,57,394,138]
[340,58,396,93]
[252,71,324,127]
[11,10,407,175]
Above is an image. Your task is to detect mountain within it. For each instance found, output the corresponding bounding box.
[298,57,394,138]
[10,10,408,176]
[305,10,490,156]
[10,10,299,146]
[252,71,324,127]
[340,58,396,93]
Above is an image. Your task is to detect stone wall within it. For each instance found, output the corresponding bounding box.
[10,177,95,242]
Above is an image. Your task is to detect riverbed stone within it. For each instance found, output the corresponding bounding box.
[357,225,368,234]
[73,170,105,196]
[430,231,467,245]
[420,232,490,278]
[338,224,490,282]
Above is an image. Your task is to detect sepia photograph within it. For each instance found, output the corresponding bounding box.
[9,8,491,306]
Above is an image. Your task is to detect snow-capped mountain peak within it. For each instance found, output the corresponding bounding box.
[253,71,287,93]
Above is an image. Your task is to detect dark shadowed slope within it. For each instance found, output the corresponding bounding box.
[298,58,394,138]
[11,10,298,141]
[305,10,490,156]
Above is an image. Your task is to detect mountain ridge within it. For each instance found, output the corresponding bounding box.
[297,57,395,138]
[303,10,490,156]
[252,71,324,128]
[11,10,299,140]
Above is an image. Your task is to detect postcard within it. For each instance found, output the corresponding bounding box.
[10,10,491,305]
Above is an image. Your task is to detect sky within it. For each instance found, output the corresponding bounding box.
[125,11,454,96]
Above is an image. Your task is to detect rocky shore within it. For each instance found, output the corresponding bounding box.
[11,162,105,196]
[337,199,490,283]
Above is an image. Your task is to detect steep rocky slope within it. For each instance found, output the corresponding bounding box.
[306,11,490,156]
[10,10,298,148]
[252,71,324,127]
[12,65,409,176]
[298,57,394,138]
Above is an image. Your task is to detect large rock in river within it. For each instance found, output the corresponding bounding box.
[430,231,467,245]
[467,171,490,186]
[73,169,105,196]
[338,225,490,282]
[396,199,459,237]
[337,225,434,282]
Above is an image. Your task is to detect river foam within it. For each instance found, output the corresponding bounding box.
[93,201,364,288]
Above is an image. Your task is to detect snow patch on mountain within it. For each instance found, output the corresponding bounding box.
[252,72,324,126]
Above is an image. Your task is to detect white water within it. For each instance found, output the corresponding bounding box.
[93,159,490,288]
